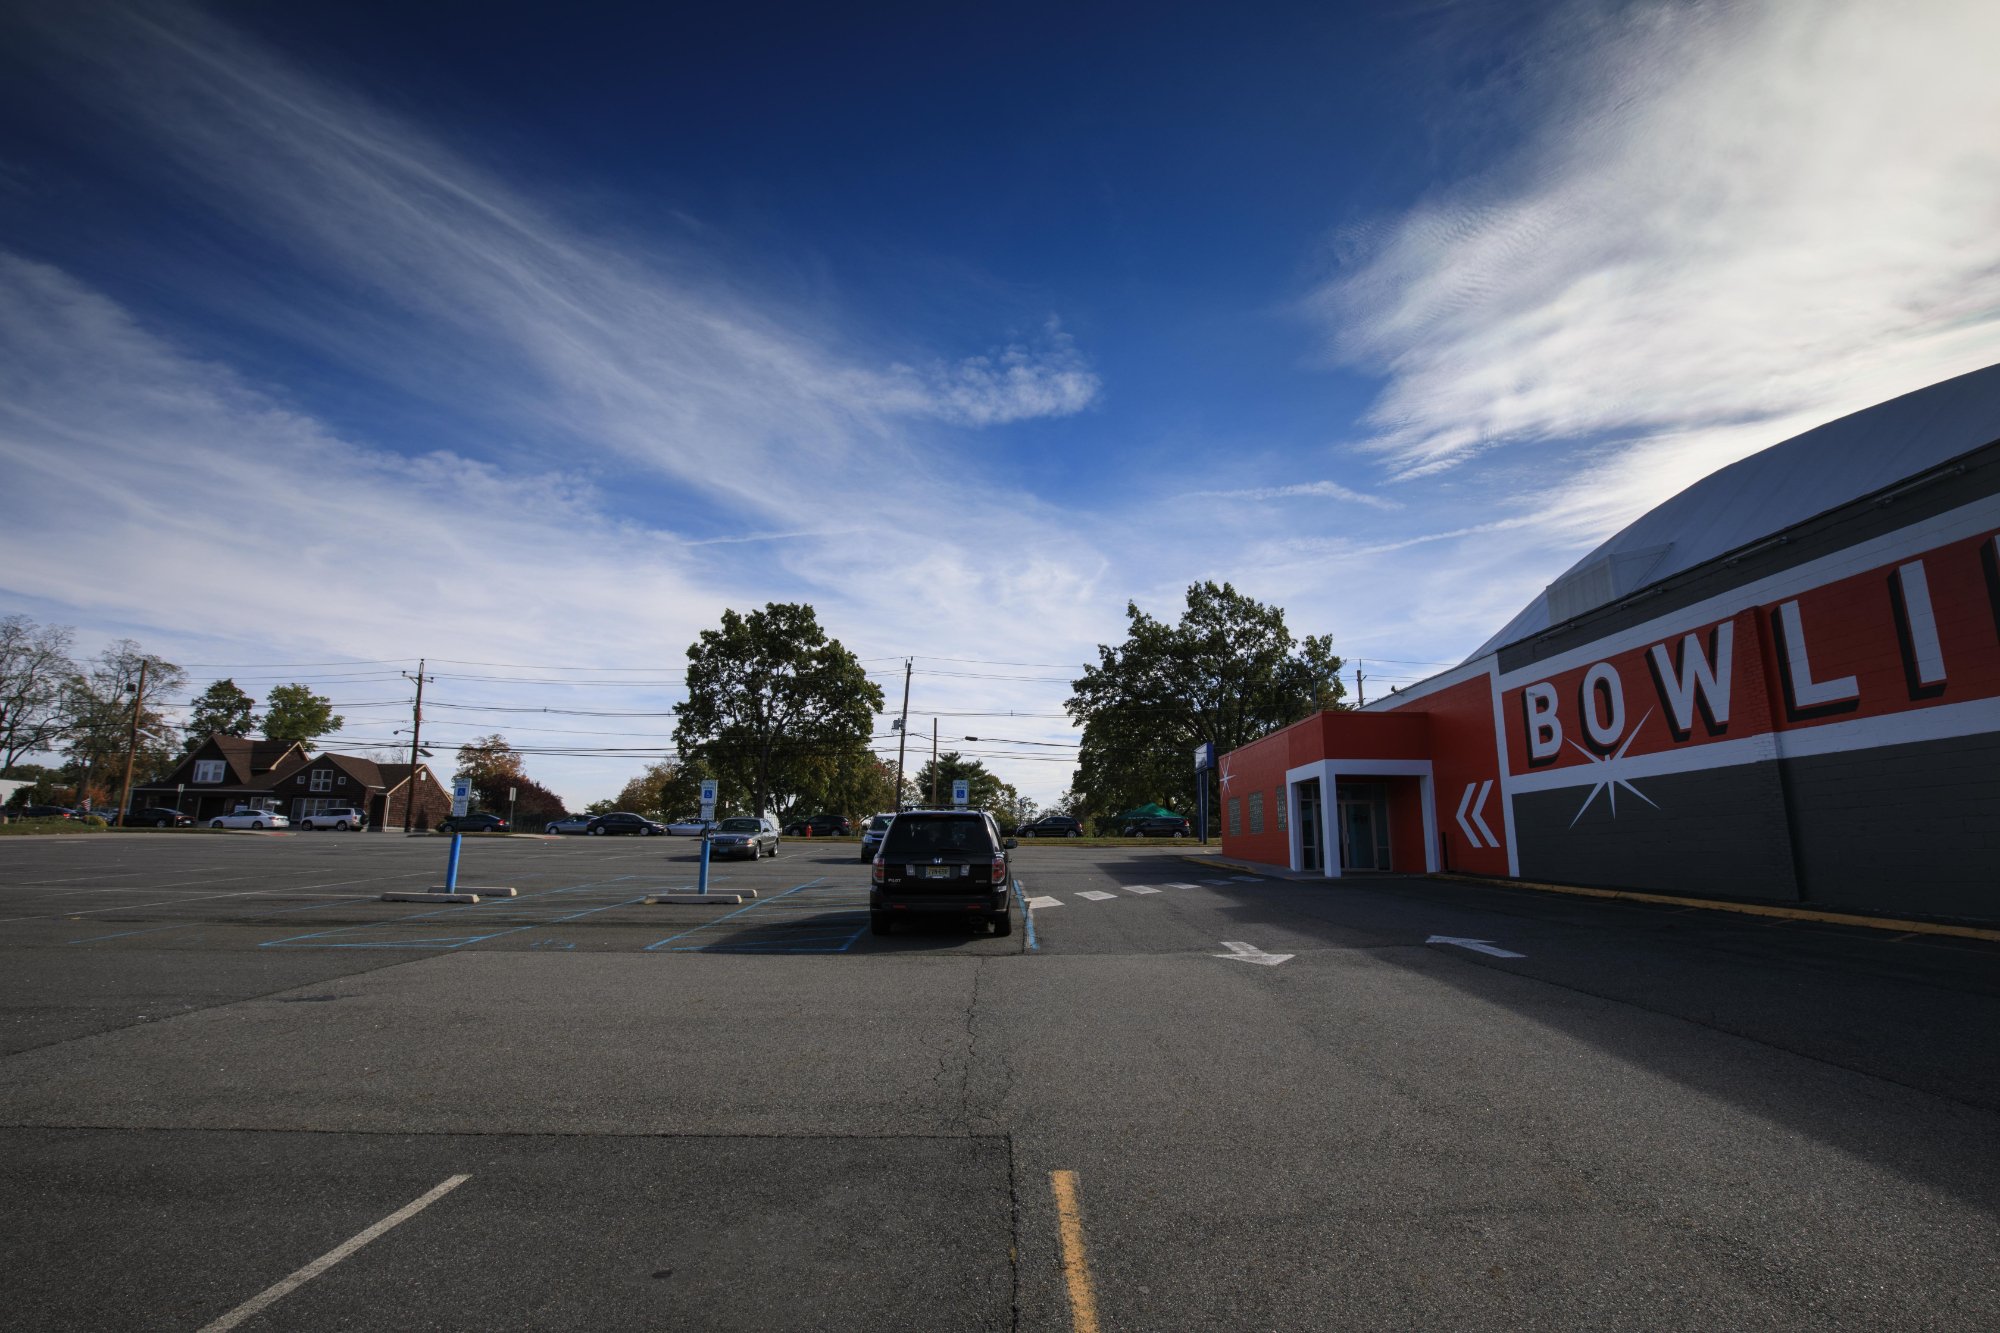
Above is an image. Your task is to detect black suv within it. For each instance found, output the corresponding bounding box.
[870,810,1015,937]
[783,813,852,837]
[585,811,666,836]
[1122,816,1192,838]
[437,812,509,833]
[1017,814,1083,838]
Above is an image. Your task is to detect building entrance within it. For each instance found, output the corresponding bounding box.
[1296,779,1322,872]
[1336,783,1392,872]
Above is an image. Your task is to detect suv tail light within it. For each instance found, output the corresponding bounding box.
[872,855,886,884]
[990,855,1008,885]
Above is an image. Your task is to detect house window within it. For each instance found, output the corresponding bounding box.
[297,774,307,785]
[1248,791,1264,834]
[1276,789,1286,831]
[193,759,225,784]
[336,775,346,786]
[310,770,332,792]
[1227,797,1241,836]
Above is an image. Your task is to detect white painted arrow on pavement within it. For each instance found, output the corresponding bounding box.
[1455,780,1498,849]
[1212,940,1294,966]
[1426,934,1525,958]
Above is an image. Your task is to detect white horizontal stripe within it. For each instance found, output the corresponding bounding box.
[1077,890,1117,901]
[1026,895,1062,909]
[1505,694,2000,793]
[1124,885,1161,894]
[1498,495,2000,690]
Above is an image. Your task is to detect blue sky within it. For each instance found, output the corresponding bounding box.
[2,0,1996,807]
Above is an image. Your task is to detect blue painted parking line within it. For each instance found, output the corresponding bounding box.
[641,879,823,951]
[1013,878,1037,951]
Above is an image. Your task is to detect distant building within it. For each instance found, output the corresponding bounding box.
[1220,362,2000,923]
[132,734,450,830]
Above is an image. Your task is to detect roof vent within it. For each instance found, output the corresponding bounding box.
[1544,542,1673,624]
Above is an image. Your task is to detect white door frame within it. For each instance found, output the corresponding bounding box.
[1284,758,1438,878]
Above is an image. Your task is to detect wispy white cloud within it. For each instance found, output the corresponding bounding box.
[1188,480,1400,511]
[0,3,1121,802]
[1312,0,2000,522]
[878,320,1101,427]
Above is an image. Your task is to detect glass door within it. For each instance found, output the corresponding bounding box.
[1339,800,1377,871]
[1296,780,1321,871]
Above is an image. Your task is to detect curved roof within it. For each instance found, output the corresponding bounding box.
[1475,361,2000,657]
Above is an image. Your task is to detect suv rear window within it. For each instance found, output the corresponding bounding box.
[881,813,993,857]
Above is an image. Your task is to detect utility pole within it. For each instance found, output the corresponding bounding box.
[402,658,433,832]
[1356,661,1366,707]
[114,659,148,828]
[930,717,939,807]
[893,658,912,811]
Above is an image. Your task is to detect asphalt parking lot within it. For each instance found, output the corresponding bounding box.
[3,831,1999,1329]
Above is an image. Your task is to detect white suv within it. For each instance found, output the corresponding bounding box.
[298,806,367,831]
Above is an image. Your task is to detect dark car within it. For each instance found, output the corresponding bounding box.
[782,813,852,837]
[1017,814,1084,838]
[870,809,1014,937]
[18,804,80,820]
[438,812,510,833]
[584,811,666,837]
[1121,815,1192,838]
[126,807,195,828]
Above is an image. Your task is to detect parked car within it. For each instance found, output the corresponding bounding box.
[859,812,895,862]
[126,807,195,828]
[870,809,1014,937]
[211,809,290,830]
[708,816,780,859]
[1122,815,1192,838]
[298,807,367,831]
[19,804,80,820]
[1017,815,1084,838]
[585,811,665,837]
[438,812,509,833]
[665,815,714,836]
[544,813,595,835]
[782,813,852,837]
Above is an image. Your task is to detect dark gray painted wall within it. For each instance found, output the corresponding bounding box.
[1781,731,2000,919]
[1511,761,1802,902]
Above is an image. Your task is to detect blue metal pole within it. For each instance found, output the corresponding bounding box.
[445,832,463,892]
[697,830,711,895]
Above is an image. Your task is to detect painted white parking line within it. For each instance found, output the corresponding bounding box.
[196,1173,470,1332]
[1203,879,1230,885]
[1077,890,1118,902]
[1027,895,1063,909]
[1230,875,1267,883]
[1123,885,1161,895]
[1163,882,1202,890]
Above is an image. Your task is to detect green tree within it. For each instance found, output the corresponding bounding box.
[454,734,524,800]
[0,614,78,769]
[910,751,1017,814]
[63,640,187,811]
[673,603,884,818]
[262,683,342,747]
[612,760,705,818]
[184,678,259,747]
[1067,581,1344,829]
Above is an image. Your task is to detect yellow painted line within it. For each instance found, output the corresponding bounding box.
[1430,873,2000,943]
[1050,1169,1101,1333]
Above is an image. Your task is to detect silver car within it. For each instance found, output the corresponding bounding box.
[544,814,594,834]
[210,808,290,830]
[708,816,780,860]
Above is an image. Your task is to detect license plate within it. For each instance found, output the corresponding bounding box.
[924,865,955,879]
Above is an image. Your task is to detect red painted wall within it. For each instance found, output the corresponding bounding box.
[1499,529,2000,778]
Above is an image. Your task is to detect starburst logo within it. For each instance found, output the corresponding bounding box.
[1566,708,1659,826]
